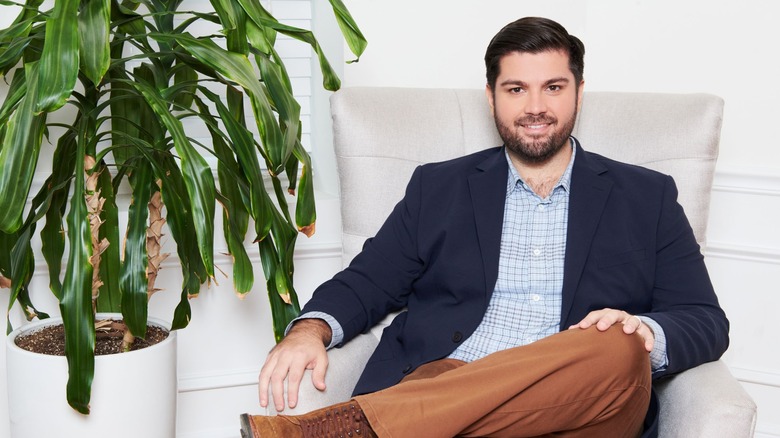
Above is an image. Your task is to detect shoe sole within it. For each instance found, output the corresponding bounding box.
[239,413,254,438]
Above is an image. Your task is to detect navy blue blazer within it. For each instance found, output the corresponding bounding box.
[304,143,729,436]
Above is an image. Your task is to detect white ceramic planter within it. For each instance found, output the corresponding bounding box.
[5,313,177,438]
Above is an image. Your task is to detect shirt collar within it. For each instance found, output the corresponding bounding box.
[504,136,578,195]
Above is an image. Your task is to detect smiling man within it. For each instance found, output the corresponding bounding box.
[245,17,728,438]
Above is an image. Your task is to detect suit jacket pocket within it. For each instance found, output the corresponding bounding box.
[596,248,646,268]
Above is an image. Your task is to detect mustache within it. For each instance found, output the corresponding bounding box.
[514,115,557,126]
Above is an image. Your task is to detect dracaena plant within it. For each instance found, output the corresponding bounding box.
[0,0,365,414]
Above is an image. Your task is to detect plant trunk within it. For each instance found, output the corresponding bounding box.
[85,155,109,316]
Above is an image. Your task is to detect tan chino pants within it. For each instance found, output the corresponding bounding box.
[355,325,651,438]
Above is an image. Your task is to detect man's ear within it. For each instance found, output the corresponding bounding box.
[485,85,495,116]
[576,80,585,113]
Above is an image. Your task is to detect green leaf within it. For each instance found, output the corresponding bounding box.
[59,138,94,415]
[255,54,299,170]
[0,62,46,234]
[192,94,253,295]
[40,130,77,300]
[258,237,299,343]
[6,228,35,324]
[216,192,254,295]
[293,141,316,236]
[236,0,342,90]
[199,86,274,241]
[78,0,110,86]
[0,0,44,75]
[4,171,69,332]
[120,160,153,338]
[170,33,286,172]
[35,0,79,112]
[326,0,367,62]
[0,20,33,74]
[208,0,251,54]
[171,285,191,331]
[95,160,121,313]
[127,77,216,279]
[156,151,207,298]
[0,66,28,141]
[108,65,166,166]
[171,62,198,109]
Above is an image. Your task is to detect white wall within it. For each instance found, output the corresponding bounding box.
[1,1,778,437]
[336,0,780,436]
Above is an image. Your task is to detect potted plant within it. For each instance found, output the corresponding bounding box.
[0,0,365,434]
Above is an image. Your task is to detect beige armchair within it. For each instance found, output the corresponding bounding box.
[263,88,757,437]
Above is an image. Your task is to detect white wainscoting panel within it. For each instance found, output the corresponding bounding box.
[706,165,780,437]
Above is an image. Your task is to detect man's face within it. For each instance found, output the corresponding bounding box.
[486,50,584,164]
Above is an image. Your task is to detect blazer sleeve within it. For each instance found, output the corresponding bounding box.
[300,166,426,343]
[643,175,729,378]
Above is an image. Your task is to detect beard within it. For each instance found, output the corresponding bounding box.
[495,108,577,164]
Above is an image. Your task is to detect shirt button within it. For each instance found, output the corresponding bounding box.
[537,204,546,211]
[532,294,541,302]
[533,249,541,256]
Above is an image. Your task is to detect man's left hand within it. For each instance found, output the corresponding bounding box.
[569,308,655,352]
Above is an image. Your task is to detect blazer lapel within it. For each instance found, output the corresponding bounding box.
[468,148,508,297]
[560,145,612,327]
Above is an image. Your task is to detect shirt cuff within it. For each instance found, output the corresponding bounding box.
[638,316,668,373]
[285,311,345,350]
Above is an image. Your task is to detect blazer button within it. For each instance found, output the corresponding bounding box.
[452,331,463,343]
[402,364,413,374]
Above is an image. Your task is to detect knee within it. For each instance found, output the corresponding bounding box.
[594,325,651,385]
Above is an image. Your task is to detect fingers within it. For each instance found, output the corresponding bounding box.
[257,333,330,412]
[568,308,625,331]
[311,353,329,391]
[285,358,306,410]
[258,354,275,408]
[569,308,655,352]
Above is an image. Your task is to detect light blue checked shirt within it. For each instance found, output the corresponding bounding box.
[295,138,667,371]
[448,145,574,361]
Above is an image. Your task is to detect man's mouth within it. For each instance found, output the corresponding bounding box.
[516,117,556,131]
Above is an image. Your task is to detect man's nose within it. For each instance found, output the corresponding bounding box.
[524,91,547,114]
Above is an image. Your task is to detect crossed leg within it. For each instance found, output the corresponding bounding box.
[356,325,651,438]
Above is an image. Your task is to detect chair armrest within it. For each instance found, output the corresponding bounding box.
[655,360,756,437]
[264,331,379,416]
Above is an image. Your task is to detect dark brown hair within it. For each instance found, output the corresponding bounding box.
[485,17,585,89]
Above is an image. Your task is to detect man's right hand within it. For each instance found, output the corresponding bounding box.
[258,318,332,412]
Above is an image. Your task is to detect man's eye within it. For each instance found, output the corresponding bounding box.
[548,85,561,92]
[509,87,524,93]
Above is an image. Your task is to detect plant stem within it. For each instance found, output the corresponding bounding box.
[85,156,109,317]
[146,183,168,300]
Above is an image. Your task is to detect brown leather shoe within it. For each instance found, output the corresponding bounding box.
[240,400,377,438]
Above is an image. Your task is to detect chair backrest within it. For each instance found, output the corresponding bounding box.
[330,88,723,267]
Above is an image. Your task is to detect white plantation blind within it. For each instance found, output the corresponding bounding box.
[265,0,315,153]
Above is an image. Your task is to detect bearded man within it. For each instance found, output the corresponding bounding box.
[246,16,729,438]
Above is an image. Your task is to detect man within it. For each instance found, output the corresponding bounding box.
[246,16,729,438]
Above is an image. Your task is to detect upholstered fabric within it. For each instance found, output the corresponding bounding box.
[266,88,756,437]
[332,88,720,265]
